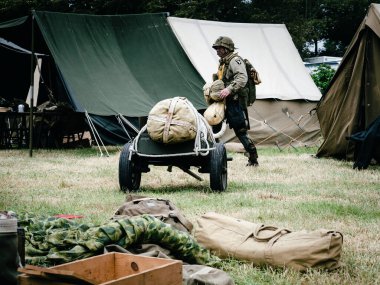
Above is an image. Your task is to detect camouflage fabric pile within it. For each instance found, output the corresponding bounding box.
[19,214,221,267]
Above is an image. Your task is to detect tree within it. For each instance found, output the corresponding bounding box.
[310,64,335,93]
[321,0,372,49]
[0,0,378,58]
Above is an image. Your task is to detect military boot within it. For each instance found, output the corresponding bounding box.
[247,148,259,167]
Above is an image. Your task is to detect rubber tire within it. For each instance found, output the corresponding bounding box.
[209,142,227,192]
[119,142,141,192]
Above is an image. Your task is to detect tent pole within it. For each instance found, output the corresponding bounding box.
[29,12,35,157]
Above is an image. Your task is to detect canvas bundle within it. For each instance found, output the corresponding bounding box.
[113,195,193,233]
[203,101,225,126]
[194,212,343,272]
[203,80,225,105]
[147,97,197,144]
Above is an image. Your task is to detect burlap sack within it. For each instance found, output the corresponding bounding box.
[194,212,343,272]
[147,97,197,144]
[203,101,225,126]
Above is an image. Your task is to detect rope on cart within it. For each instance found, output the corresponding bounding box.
[132,99,216,158]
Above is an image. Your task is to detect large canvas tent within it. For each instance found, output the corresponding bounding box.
[168,17,322,148]
[0,11,321,149]
[0,11,205,147]
[316,3,380,159]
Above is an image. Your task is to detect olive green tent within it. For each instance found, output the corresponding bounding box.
[0,11,206,146]
[316,3,380,160]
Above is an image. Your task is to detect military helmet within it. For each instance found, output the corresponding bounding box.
[212,36,235,51]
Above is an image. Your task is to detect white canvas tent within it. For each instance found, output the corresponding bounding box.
[168,17,322,149]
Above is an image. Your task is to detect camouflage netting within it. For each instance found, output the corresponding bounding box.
[19,214,221,267]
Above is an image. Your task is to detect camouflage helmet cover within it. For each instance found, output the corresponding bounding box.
[212,36,235,51]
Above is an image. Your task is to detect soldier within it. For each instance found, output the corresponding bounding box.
[212,36,259,166]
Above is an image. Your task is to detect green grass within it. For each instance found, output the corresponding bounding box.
[1,146,379,285]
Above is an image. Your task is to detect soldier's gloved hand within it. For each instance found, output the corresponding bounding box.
[220,88,231,99]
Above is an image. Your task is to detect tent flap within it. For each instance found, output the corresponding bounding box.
[317,3,380,159]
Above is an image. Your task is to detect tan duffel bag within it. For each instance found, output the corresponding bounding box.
[194,212,343,272]
[147,97,198,144]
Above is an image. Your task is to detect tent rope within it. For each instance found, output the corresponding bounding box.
[283,109,320,146]
[85,111,109,157]
[116,115,133,141]
[284,111,305,132]
[251,109,318,147]
[283,117,321,149]
[117,114,140,134]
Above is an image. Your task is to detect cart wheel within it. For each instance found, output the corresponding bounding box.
[119,142,141,192]
[210,142,227,192]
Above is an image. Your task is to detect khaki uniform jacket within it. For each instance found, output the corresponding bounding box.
[218,52,248,96]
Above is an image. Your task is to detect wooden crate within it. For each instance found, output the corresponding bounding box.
[18,252,182,285]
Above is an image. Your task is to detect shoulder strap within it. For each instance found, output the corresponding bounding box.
[218,53,241,81]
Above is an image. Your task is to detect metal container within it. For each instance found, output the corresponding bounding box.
[0,217,19,285]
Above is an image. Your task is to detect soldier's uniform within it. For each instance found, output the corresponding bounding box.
[213,36,259,166]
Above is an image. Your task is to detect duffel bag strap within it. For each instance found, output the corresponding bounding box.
[163,97,179,143]
[164,199,193,232]
[253,225,291,241]
[263,227,292,265]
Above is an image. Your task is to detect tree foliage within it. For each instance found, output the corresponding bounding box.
[0,0,378,58]
[310,64,336,93]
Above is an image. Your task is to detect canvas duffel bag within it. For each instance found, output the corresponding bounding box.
[147,97,198,144]
[194,212,343,272]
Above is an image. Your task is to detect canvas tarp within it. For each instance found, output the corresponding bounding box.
[0,12,206,145]
[168,17,322,147]
[35,12,204,117]
[316,3,380,159]
[33,11,206,116]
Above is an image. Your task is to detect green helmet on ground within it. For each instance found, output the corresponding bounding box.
[212,36,235,51]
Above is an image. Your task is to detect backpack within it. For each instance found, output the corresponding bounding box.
[220,55,261,107]
[112,194,194,233]
[243,58,261,106]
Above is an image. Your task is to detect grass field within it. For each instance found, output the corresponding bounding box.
[1,146,379,284]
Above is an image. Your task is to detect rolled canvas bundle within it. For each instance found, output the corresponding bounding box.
[147,97,198,144]
[194,212,343,272]
[203,80,225,105]
[202,80,226,126]
[203,101,225,126]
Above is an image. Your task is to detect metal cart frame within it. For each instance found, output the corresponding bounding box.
[118,124,229,192]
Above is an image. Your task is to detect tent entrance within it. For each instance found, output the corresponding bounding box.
[0,111,90,149]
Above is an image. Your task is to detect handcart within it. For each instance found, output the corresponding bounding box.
[118,123,229,192]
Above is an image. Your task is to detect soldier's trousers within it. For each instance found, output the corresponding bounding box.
[234,126,258,158]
